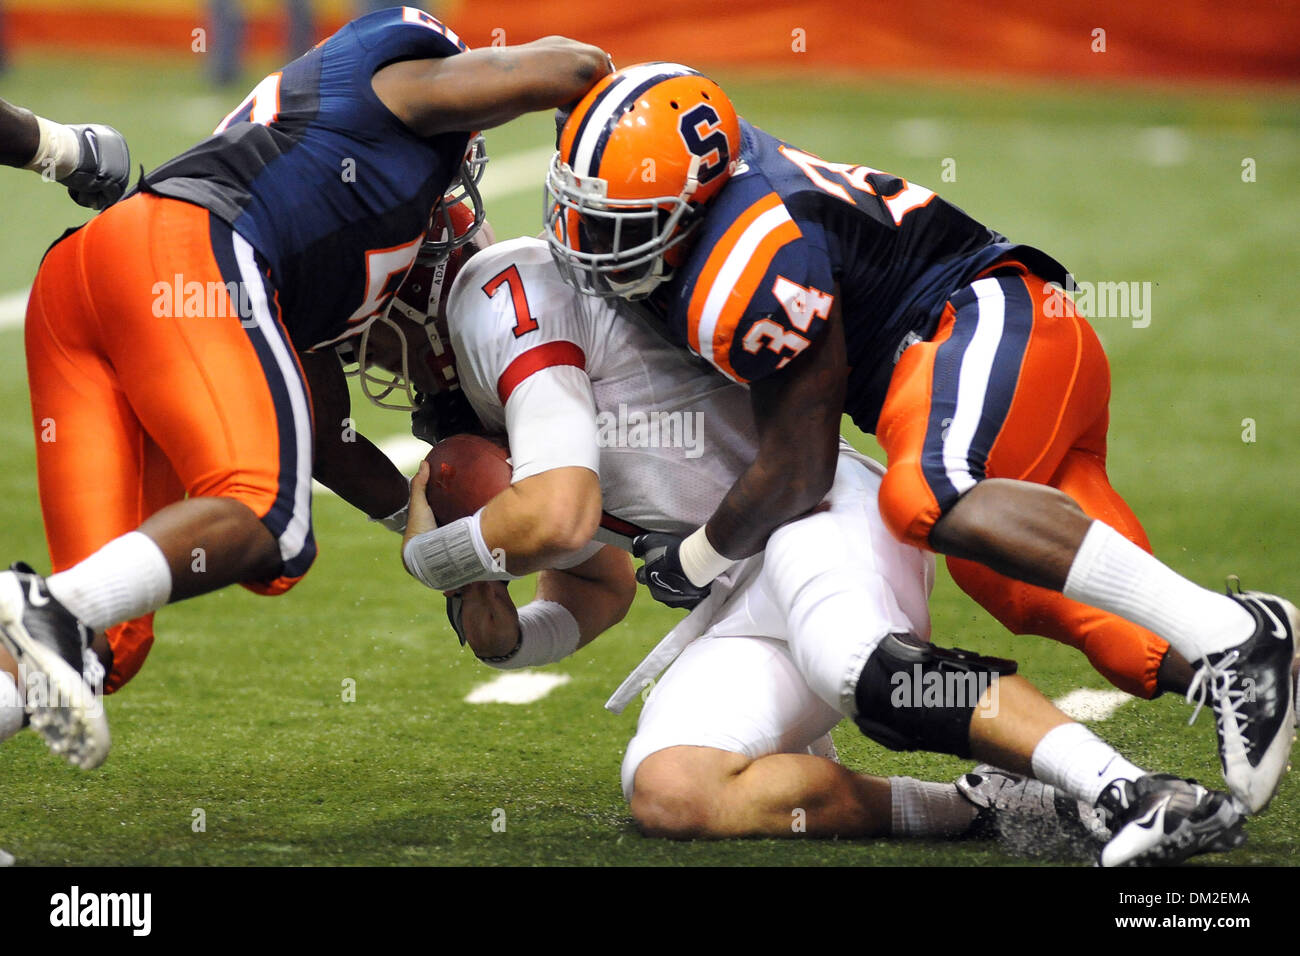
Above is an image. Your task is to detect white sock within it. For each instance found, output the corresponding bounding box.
[0,671,23,742]
[46,532,172,631]
[1030,722,1144,806]
[1063,520,1254,660]
[22,115,81,179]
[889,776,980,837]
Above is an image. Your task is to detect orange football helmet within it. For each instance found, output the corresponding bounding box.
[544,63,740,299]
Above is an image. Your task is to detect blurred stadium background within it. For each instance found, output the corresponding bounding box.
[0,1,1297,866]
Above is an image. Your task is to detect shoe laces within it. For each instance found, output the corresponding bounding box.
[81,647,106,691]
[1186,649,1253,754]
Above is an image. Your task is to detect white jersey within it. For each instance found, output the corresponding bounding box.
[448,237,758,541]
[447,239,935,798]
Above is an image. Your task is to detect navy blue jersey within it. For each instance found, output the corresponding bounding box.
[653,119,1068,431]
[142,7,470,350]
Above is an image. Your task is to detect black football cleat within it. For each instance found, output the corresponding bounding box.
[1186,585,1297,814]
[0,563,109,769]
[957,764,1109,860]
[1097,774,1245,867]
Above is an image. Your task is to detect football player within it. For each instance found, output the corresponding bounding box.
[393,235,1246,866]
[0,96,130,209]
[0,7,613,769]
[543,64,1296,815]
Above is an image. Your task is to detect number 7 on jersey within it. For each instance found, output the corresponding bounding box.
[482,265,539,338]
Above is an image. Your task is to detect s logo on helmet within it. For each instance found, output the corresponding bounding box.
[678,104,730,186]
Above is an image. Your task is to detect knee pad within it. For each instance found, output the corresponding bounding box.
[852,632,1018,758]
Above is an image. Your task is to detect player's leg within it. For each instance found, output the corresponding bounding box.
[2,196,316,767]
[46,195,313,612]
[944,438,1185,698]
[991,676,1249,867]
[1,222,148,764]
[854,634,1245,865]
[761,446,1155,811]
[0,440,180,745]
[625,634,976,840]
[94,436,187,693]
[761,449,933,719]
[877,269,1295,810]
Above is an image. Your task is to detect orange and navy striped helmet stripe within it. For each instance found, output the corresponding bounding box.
[560,62,699,180]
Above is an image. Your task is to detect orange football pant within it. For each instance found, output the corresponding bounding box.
[877,264,1168,698]
[24,193,317,693]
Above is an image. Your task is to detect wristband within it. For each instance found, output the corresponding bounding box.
[478,599,580,670]
[677,525,733,588]
[23,116,80,179]
[403,509,514,591]
[370,478,412,534]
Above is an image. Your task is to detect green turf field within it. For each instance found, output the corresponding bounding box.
[0,54,1297,866]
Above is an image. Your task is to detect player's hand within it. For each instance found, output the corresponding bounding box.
[60,124,130,210]
[402,461,437,555]
[632,532,711,610]
[449,580,520,658]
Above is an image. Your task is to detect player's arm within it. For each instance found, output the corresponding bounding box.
[372,37,612,137]
[707,296,847,557]
[402,247,605,590]
[403,363,604,581]
[0,96,130,209]
[637,292,847,606]
[479,464,602,572]
[406,455,601,578]
[300,348,411,530]
[0,98,39,167]
[453,545,635,664]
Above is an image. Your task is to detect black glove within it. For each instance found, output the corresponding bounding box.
[633,532,711,610]
[61,124,130,211]
[446,590,467,646]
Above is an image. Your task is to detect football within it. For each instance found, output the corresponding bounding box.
[423,433,513,524]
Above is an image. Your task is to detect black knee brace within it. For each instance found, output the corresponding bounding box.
[852,632,1018,758]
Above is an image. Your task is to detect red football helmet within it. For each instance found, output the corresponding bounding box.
[344,198,495,420]
[422,132,488,265]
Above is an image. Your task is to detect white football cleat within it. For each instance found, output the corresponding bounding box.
[1187,587,1297,813]
[0,564,109,769]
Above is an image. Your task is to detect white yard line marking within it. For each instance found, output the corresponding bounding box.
[465,672,571,705]
[1053,688,1133,722]
[0,145,556,334]
[0,289,28,329]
